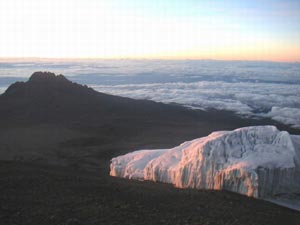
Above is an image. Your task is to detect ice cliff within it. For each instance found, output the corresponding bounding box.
[110,126,300,198]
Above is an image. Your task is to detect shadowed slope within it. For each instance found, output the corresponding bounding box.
[0,72,299,167]
[0,72,207,126]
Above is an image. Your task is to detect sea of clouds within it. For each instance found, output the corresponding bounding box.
[0,59,299,128]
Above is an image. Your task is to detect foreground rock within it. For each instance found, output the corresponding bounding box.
[110,126,300,198]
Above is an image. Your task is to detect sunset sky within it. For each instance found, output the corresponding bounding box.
[0,0,299,61]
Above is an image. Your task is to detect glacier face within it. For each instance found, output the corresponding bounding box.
[110,126,300,198]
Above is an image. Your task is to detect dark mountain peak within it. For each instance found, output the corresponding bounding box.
[0,71,197,125]
[2,72,92,99]
[29,71,69,83]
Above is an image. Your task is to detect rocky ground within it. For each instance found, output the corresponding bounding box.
[1,161,299,225]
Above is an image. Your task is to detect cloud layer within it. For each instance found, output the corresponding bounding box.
[91,81,300,128]
[0,59,299,128]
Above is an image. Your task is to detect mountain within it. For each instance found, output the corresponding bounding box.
[0,72,240,166]
[1,71,299,130]
[0,71,198,125]
[111,126,300,201]
[0,72,299,165]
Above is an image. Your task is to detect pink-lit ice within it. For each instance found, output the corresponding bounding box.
[110,126,300,198]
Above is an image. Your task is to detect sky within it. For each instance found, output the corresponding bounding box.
[0,0,299,61]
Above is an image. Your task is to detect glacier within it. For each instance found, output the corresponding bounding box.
[110,126,300,199]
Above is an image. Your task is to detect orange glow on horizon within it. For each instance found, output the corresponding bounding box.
[1,1,299,63]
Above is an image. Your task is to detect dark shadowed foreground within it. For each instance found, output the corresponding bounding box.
[0,72,299,225]
[1,161,299,225]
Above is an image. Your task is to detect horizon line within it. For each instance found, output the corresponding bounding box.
[0,57,299,64]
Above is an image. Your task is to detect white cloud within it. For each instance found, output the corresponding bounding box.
[266,107,300,129]
[90,80,300,125]
[0,60,300,128]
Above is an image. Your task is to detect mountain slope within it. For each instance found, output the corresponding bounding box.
[0,72,299,166]
[0,71,199,124]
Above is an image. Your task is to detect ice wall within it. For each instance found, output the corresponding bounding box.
[110,126,300,198]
